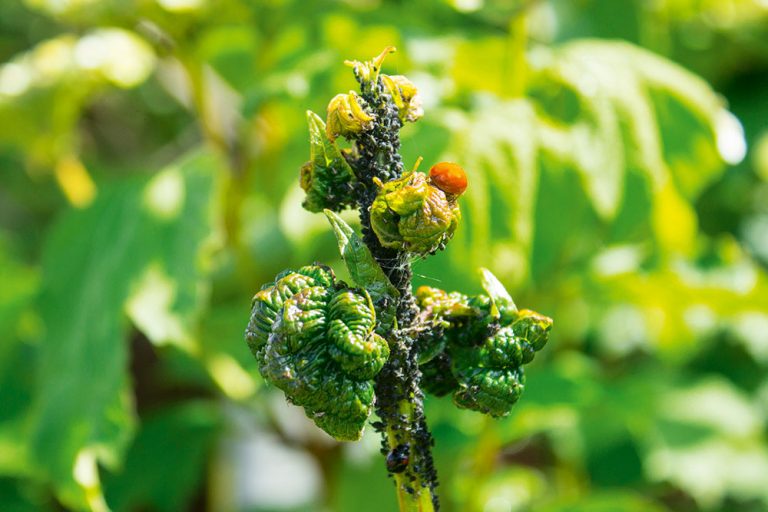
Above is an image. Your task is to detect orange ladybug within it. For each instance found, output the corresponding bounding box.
[429,162,467,196]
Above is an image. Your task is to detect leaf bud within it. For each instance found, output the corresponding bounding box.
[326,91,375,141]
[300,111,357,212]
[380,74,423,123]
[370,172,461,254]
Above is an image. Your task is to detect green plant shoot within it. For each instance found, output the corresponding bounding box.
[245,48,553,511]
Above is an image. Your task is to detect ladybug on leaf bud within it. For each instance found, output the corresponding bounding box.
[429,162,467,197]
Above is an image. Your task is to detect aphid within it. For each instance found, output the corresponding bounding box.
[429,162,467,196]
[386,443,410,473]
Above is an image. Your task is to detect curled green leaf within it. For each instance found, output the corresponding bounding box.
[451,367,525,417]
[245,265,389,440]
[327,290,389,379]
[370,172,461,255]
[300,111,358,213]
[415,280,552,417]
[416,286,475,324]
[245,265,334,358]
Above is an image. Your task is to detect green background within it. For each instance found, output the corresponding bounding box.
[1,0,768,510]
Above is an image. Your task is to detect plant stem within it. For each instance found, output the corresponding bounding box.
[386,405,437,512]
[352,72,440,511]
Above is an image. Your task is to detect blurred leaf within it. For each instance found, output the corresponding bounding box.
[592,253,768,359]
[0,341,36,478]
[0,477,51,512]
[335,454,398,512]
[533,40,728,256]
[539,491,669,512]
[453,465,547,512]
[659,377,764,439]
[199,302,260,401]
[0,30,156,171]
[196,25,260,92]
[586,435,644,487]
[451,36,510,97]
[103,401,222,512]
[0,233,38,353]
[31,151,223,509]
[646,437,768,509]
[645,376,768,509]
[440,100,539,287]
[439,39,732,286]
[0,234,39,478]
[654,418,717,448]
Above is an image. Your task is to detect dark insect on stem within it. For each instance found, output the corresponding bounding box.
[386,443,411,473]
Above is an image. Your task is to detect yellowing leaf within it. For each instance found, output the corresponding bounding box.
[54,155,96,208]
[651,181,698,256]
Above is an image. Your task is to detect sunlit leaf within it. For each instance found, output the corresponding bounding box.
[533,40,729,251]
[439,39,733,285]
[437,101,539,286]
[30,151,223,509]
[592,253,768,359]
[479,267,515,316]
[199,302,261,400]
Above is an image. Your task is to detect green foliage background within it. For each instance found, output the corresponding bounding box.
[1,0,768,510]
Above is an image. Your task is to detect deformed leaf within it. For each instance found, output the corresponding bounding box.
[369,171,462,255]
[246,265,389,440]
[416,279,551,417]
